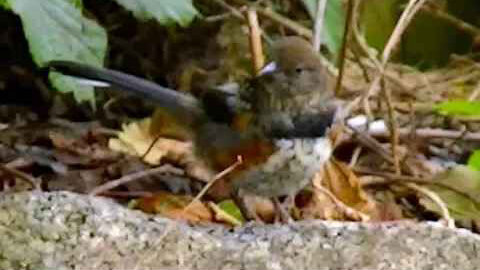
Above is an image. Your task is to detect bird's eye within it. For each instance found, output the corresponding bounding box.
[295,67,303,73]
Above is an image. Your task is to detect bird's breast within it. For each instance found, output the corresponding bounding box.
[234,137,332,197]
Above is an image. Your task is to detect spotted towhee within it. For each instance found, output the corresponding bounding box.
[47,36,339,219]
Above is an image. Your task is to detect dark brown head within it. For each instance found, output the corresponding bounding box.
[251,36,338,137]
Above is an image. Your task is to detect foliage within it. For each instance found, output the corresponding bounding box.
[1,0,199,106]
[301,0,345,60]
[421,166,480,220]
[3,0,106,104]
[113,0,199,27]
[434,101,480,116]
[468,150,480,171]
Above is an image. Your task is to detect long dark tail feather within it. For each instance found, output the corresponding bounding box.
[47,60,205,125]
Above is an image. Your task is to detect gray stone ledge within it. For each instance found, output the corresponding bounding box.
[0,191,479,270]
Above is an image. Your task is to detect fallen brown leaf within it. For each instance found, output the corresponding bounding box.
[301,159,377,221]
[135,191,213,223]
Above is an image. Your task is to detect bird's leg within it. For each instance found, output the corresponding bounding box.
[273,196,294,223]
[233,190,264,223]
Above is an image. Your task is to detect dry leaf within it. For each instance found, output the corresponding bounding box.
[109,118,212,182]
[301,159,376,221]
[109,118,191,164]
[135,191,213,223]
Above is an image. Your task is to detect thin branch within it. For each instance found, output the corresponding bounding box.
[183,156,243,213]
[421,3,480,37]
[362,0,429,118]
[89,165,183,196]
[256,7,313,39]
[314,167,370,221]
[355,167,480,205]
[334,0,354,95]
[0,163,40,190]
[247,8,265,75]
[313,0,328,52]
[404,183,455,229]
[211,0,245,20]
[368,127,480,141]
[381,78,401,174]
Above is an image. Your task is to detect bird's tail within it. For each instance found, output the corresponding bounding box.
[47,60,206,126]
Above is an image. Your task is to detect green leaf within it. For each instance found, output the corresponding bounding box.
[7,0,107,106]
[0,0,10,9]
[420,166,480,220]
[217,200,245,223]
[113,0,199,27]
[301,0,345,60]
[468,150,480,171]
[434,101,480,116]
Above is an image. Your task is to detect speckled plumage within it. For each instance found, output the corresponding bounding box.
[235,137,332,197]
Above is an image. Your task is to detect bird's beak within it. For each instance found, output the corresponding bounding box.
[258,61,277,75]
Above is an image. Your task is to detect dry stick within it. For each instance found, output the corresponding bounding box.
[369,127,480,141]
[404,183,455,229]
[141,134,163,160]
[315,184,370,221]
[182,156,243,213]
[355,167,480,205]
[421,3,480,37]
[211,0,245,20]
[382,0,429,65]
[315,164,369,221]
[334,0,354,96]
[468,82,480,101]
[0,163,40,190]
[348,146,363,167]
[347,126,395,164]
[247,8,265,75]
[350,47,371,83]
[89,165,183,196]
[142,159,242,250]
[312,0,329,52]
[362,0,429,116]
[255,7,313,39]
[381,78,401,174]
[356,0,429,173]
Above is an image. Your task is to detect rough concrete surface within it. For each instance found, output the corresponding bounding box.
[0,191,479,270]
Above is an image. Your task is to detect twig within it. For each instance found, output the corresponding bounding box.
[362,0,429,117]
[141,134,162,160]
[255,7,313,39]
[0,163,40,190]
[348,146,362,167]
[89,165,183,196]
[404,183,455,229]
[314,170,370,221]
[355,167,480,205]
[382,0,429,64]
[312,0,328,52]
[247,8,265,75]
[368,127,480,141]
[350,47,371,83]
[381,78,401,174]
[101,191,154,198]
[347,126,395,164]
[334,0,354,95]
[211,0,245,20]
[421,3,480,37]
[183,156,243,213]
[468,82,480,101]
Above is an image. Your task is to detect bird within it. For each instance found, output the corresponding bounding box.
[46,36,339,220]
